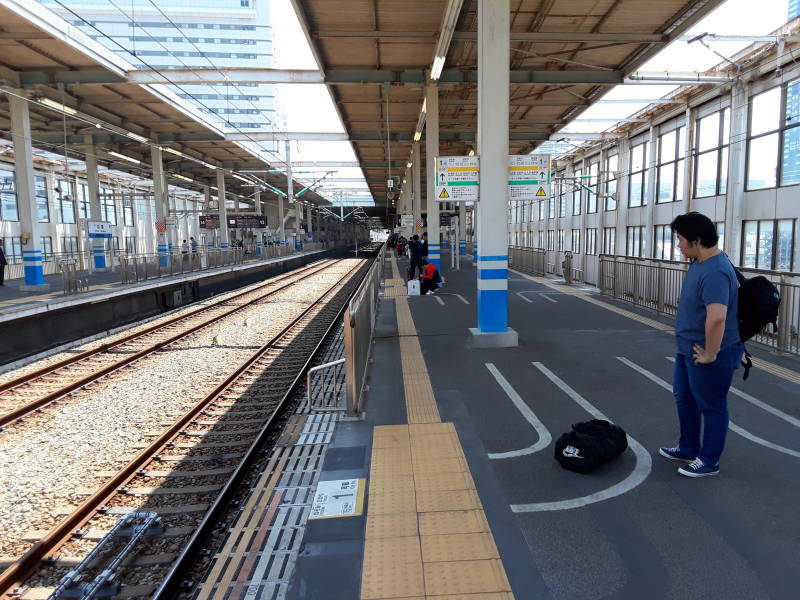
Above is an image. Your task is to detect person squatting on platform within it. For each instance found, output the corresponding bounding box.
[660,211,743,478]
[419,259,442,295]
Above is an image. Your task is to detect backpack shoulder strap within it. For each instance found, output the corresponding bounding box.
[741,345,752,381]
[725,254,747,285]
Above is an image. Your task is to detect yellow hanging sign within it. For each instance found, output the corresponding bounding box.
[438,188,450,199]
[535,186,547,197]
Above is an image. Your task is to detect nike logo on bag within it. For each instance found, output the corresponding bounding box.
[563,445,583,458]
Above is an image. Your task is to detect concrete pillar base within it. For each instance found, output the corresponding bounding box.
[20,283,51,292]
[92,267,111,273]
[468,327,519,348]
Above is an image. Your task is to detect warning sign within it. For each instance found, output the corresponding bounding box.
[435,156,479,203]
[508,154,551,201]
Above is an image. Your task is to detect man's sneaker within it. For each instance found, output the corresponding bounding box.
[658,446,694,462]
[678,458,719,478]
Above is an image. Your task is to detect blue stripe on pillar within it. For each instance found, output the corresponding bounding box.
[479,255,508,261]
[478,268,508,279]
[478,289,508,332]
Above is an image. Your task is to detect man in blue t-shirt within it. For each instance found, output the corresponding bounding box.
[660,212,743,478]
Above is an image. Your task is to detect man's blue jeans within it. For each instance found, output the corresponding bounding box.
[673,352,737,467]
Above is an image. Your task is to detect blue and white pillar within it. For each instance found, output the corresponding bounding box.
[470,0,517,347]
[425,84,441,270]
[151,145,170,267]
[459,202,467,255]
[9,94,50,291]
[412,142,422,237]
[217,169,230,249]
[84,137,108,270]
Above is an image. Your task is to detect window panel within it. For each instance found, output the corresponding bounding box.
[716,222,725,251]
[781,126,800,186]
[698,112,721,151]
[571,229,581,253]
[631,144,645,171]
[776,220,794,271]
[696,150,720,197]
[742,221,757,268]
[629,172,643,207]
[586,229,597,255]
[660,130,676,161]
[751,87,781,136]
[757,221,774,269]
[747,133,779,190]
[0,169,18,222]
[719,146,729,194]
[39,236,53,259]
[722,108,731,145]
[35,176,49,223]
[675,159,685,201]
[558,230,565,251]
[677,126,687,158]
[657,163,674,203]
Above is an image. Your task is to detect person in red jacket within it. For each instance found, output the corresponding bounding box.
[419,259,441,295]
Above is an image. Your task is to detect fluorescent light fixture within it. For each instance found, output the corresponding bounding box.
[413,131,422,142]
[421,98,427,114]
[202,161,217,169]
[233,173,252,184]
[210,186,219,191]
[407,161,412,168]
[171,173,192,182]
[163,147,184,157]
[108,151,141,164]
[430,55,446,81]
[125,131,149,143]
[39,98,77,116]
[468,148,475,156]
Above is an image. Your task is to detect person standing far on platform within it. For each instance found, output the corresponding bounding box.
[190,237,198,253]
[181,240,189,255]
[407,234,424,280]
[421,232,429,258]
[660,211,743,478]
[0,244,6,286]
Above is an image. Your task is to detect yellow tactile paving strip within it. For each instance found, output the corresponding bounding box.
[360,259,514,599]
[383,258,408,298]
[511,268,800,384]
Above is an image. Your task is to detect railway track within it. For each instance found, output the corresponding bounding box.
[0,255,373,599]
[0,259,341,431]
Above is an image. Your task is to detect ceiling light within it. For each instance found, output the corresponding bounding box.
[171,173,192,182]
[125,131,149,143]
[202,161,217,169]
[407,161,412,168]
[210,186,218,191]
[163,147,184,157]
[430,55,446,81]
[413,131,422,142]
[108,151,141,164]
[421,98,427,114]
[468,148,475,156]
[39,98,77,116]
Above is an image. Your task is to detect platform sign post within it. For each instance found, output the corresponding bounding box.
[508,154,551,201]
[87,221,112,270]
[436,156,479,203]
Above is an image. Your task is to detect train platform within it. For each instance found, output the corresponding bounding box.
[286,251,800,600]
[0,247,338,366]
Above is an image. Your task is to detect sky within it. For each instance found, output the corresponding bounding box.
[269,0,793,197]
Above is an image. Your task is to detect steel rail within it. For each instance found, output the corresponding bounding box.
[0,258,369,598]
[152,251,378,599]
[0,259,338,430]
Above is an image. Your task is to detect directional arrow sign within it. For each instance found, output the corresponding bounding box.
[436,156,479,202]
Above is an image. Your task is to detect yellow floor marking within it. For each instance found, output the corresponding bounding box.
[511,268,800,384]
[360,258,515,599]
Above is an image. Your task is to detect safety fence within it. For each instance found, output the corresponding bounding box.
[118,248,246,284]
[598,255,800,356]
[306,243,386,416]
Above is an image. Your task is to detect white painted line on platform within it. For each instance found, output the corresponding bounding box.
[454,293,470,305]
[665,357,800,429]
[509,362,652,513]
[485,363,551,458]
[515,291,534,303]
[618,357,800,459]
[539,293,558,303]
[434,295,445,306]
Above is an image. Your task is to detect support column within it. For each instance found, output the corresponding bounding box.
[254,189,264,255]
[725,81,748,263]
[9,94,49,291]
[216,170,229,248]
[412,143,422,235]
[204,185,214,248]
[282,141,291,244]
[458,201,466,255]
[425,84,441,270]
[472,0,516,346]
[151,145,170,265]
[84,137,109,270]
[306,202,313,241]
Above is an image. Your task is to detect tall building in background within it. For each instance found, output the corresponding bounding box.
[790,0,800,19]
[44,0,277,153]
[787,0,800,185]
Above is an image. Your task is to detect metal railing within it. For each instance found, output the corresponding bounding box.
[508,246,547,276]
[598,254,800,356]
[59,260,88,295]
[119,248,245,283]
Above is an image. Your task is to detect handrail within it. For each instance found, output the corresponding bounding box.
[306,358,346,412]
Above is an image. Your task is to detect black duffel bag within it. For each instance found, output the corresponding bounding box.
[554,419,628,474]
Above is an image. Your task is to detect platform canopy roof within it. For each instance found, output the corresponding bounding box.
[289,0,726,215]
[0,0,330,208]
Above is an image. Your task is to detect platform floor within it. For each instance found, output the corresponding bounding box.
[287,250,800,600]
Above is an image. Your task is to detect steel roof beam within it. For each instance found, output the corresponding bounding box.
[313,31,669,43]
[225,131,551,142]
[124,68,624,86]
[19,70,126,85]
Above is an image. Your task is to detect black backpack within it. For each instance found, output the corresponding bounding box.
[554,420,628,474]
[731,267,781,380]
